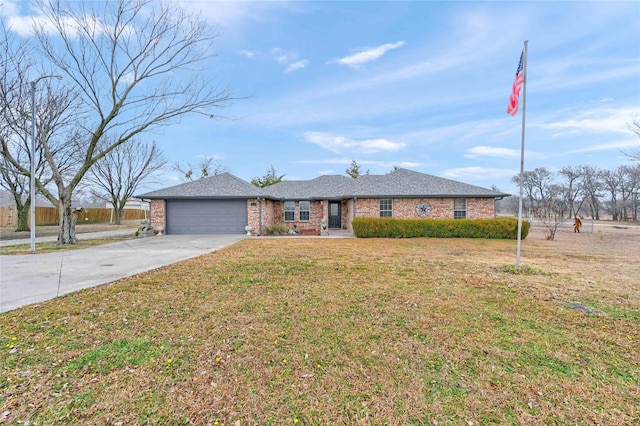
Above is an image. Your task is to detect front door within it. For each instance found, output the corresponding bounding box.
[329,201,341,228]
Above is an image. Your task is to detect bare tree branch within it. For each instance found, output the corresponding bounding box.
[172,156,228,181]
[26,0,236,243]
[624,116,640,161]
[86,136,166,224]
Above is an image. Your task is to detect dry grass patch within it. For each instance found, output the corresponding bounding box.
[0,238,136,255]
[1,227,639,425]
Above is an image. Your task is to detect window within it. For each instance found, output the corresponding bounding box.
[454,198,467,219]
[284,201,295,221]
[380,199,393,217]
[299,201,310,221]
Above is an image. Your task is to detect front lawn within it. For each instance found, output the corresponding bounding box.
[1,230,639,424]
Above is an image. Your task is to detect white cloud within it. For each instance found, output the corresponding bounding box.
[7,11,124,39]
[567,139,638,154]
[304,132,405,154]
[6,15,38,36]
[297,157,362,165]
[182,1,300,32]
[272,48,295,64]
[548,116,631,135]
[197,154,224,161]
[543,106,637,137]
[297,157,419,170]
[385,161,421,169]
[270,48,309,73]
[285,59,310,73]
[442,167,516,181]
[331,41,406,69]
[0,1,20,18]
[465,146,521,159]
[240,49,255,58]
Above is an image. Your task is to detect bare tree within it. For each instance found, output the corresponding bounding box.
[251,165,285,188]
[23,0,234,244]
[602,167,623,221]
[617,164,640,221]
[538,183,566,240]
[0,17,34,231]
[579,165,604,220]
[0,147,31,231]
[626,164,640,220]
[172,156,228,181]
[559,166,584,218]
[0,18,80,231]
[625,117,640,161]
[87,137,166,224]
[511,167,554,215]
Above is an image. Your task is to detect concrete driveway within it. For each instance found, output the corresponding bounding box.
[0,234,245,313]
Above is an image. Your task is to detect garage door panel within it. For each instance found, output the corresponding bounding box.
[166,199,247,234]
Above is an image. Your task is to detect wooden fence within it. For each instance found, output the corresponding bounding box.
[0,206,147,227]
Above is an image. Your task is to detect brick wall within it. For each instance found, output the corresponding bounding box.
[247,198,283,235]
[343,199,354,232]
[355,197,495,219]
[340,199,350,230]
[393,198,453,219]
[282,200,323,235]
[467,198,496,218]
[149,199,166,231]
[247,199,260,235]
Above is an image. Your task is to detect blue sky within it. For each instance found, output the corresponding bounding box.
[5,1,640,195]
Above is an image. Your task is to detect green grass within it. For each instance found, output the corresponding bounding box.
[1,237,639,425]
[65,339,159,374]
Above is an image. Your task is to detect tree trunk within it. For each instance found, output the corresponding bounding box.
[57,197,78,244]
[114,205,123,225]
[15,200,31,232]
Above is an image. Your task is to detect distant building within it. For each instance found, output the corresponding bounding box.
[104,198,150,211]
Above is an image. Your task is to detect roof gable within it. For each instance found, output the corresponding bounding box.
[138,172,266,199]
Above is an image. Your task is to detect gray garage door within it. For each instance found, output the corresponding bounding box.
[166,199,247,234]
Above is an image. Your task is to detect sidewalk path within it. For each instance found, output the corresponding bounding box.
[0,234,245,313]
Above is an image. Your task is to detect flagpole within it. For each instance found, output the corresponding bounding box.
[516,40,528,267]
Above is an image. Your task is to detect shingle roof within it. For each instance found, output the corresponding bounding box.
[262,175,354,200]
[353,168,508,198]
[138,173,266,199]
[262,168,508,199]
[138,169,509,200]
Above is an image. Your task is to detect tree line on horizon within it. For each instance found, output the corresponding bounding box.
[501,161,640,222]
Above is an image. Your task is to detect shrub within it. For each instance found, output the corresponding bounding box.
[264,222,287,236]
[352,217,529,239]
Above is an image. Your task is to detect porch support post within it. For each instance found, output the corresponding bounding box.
[258,197,263,236]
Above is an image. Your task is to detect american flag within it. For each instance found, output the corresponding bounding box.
[507,50,524,116]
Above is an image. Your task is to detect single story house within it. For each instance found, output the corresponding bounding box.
[137,168,509,236]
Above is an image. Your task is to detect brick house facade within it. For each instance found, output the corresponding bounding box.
[139,168,509,236]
